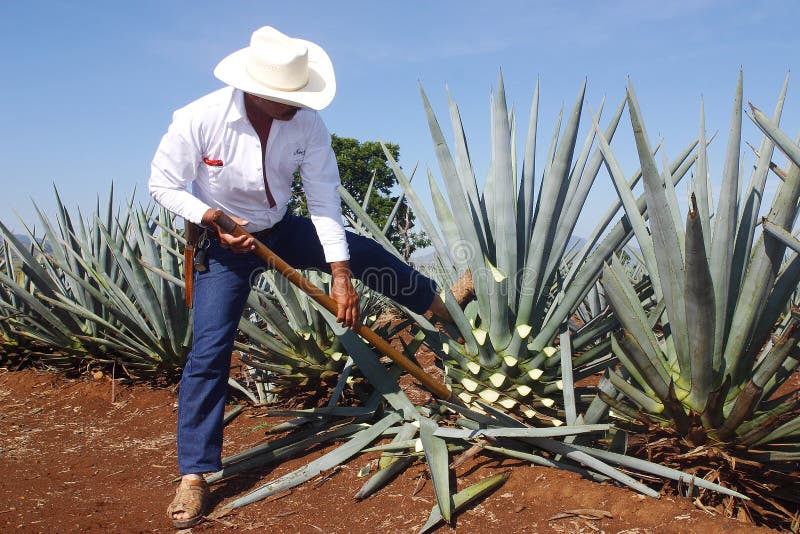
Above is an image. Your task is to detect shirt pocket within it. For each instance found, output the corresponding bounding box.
[198,161,227,195]
[204,164,225,183]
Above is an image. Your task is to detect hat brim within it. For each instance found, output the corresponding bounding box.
[213,38,335,111]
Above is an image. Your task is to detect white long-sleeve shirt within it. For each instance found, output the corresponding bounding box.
[149,87,349,262]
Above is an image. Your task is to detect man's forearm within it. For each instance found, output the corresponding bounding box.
[329,260,359,327]
[330,261,352,280]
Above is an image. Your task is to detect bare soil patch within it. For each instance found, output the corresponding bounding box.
[0,368,780,533]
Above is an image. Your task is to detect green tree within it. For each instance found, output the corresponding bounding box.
[288,134,430,260]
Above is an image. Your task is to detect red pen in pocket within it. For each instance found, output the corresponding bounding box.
[203,157,224,167]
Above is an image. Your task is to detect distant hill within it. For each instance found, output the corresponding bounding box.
[0,234,29,247]
[0,234,53,254]
[13,234,31,245]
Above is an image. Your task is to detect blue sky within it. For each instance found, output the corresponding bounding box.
[1,0,798,237]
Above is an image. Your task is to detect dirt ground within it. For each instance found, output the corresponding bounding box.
[0,368,780,534]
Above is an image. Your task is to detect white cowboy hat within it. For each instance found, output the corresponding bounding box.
[214,26,336,110]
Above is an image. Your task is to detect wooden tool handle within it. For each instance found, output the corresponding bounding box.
[210,210,458,403]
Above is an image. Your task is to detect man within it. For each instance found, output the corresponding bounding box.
[149,26,450,528]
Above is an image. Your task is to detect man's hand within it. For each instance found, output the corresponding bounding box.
[201,208,255,253]
[330,261,359,328]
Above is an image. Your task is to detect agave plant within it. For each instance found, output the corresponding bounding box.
[379,74,702,423]
[0,186,192,376]
[597,74,800,528]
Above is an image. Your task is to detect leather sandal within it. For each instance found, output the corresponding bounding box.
[167,478,209,529]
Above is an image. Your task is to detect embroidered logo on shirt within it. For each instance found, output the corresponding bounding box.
[203,157,224,167]
[293,148,306,157]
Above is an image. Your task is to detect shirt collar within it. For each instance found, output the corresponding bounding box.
[224,88,248,125]
[223,87,302,127]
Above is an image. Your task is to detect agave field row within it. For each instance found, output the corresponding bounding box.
[1,73,799,530]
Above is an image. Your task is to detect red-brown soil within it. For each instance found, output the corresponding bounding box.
[0,368,778,533]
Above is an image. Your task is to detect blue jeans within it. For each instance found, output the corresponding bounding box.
[177,214,437,474]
